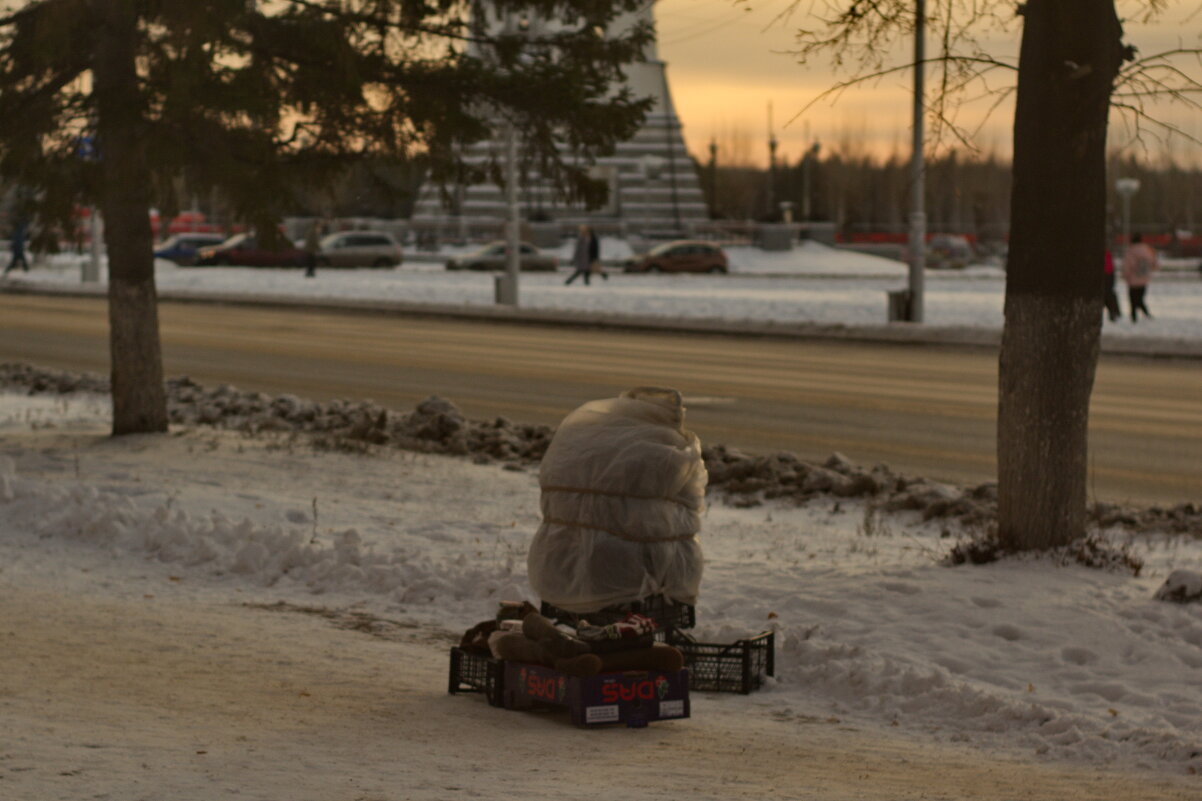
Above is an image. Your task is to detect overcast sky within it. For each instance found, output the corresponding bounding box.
[654,0,1202,166]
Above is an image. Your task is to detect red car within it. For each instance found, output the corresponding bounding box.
[624,240,728,274]
[194,233,307,267]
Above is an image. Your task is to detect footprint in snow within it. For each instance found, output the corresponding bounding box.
[991,624,1023,641]
[880,581,921,595]
[1060,646,1099,665]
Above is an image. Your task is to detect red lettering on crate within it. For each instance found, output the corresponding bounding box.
[601,678,659,704]
[526,673,560,701]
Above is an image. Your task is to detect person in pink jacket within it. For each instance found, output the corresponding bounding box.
[1121,233,1158,322]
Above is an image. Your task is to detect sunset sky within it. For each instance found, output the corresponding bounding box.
[654,0,1202,166]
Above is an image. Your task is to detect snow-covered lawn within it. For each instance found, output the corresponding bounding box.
[9,240,1202,341]
[2,391,1200,799]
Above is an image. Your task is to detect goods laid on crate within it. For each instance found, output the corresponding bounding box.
[539,595,696,634]
[540,597,773,694]
[447,646,690,728]
[667,629,775,694]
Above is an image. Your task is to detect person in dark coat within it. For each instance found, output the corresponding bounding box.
[3,220,30,276]
[1103,248,1121,322]
[303,221,322,278]
[564,224,599,286]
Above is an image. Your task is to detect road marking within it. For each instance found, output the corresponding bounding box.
[686,396,737,406]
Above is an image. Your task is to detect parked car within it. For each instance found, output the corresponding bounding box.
[926,234,974,269]
[154,233,227,266]
[317,230,403,268]
[444,241,558,272]
[624,240,728,274]
[194,233,307,267]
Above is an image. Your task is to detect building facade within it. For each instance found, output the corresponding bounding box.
[411,3,707,236]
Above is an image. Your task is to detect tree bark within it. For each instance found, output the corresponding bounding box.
[998,0,1124,549]
[92,0,168,435]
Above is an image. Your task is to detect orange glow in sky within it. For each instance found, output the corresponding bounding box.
[654,0,1202,166]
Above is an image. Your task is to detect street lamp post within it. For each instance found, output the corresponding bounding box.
[1115,177,1140,254]
[907,0,926,323]
[495,13,529,307]
[801,141,820,221]
[499,120,520,306]
[86,208,102,282]
[641,154,664,235]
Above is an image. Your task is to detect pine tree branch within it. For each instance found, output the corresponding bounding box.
[0,0,52,29]
[280,0,478,44]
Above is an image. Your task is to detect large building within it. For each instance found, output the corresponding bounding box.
[411,2,707,235]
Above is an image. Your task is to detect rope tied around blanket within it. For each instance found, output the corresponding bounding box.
[541,516,698,544]
[540,484,701,510]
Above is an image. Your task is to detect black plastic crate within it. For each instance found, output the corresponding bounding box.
[539,595,696,633]
[448,647,505,707]
[667,629,775,694]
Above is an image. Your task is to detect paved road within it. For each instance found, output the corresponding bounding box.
[3,293,1200,505]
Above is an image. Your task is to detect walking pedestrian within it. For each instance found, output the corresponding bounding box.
[564,224,599,286]
[3,219,30,276]
[1103,248,1121,322]
[1121,233,1158,322]
[303,220,322,278]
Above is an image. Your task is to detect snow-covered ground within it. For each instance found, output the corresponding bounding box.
[2,391,1201,799]
[9,239,1202,341]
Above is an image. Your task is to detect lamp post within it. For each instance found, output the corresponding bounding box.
[1115,177,1140,254]
[907,0,926,322]
[801,141,820,221]
[495,13,529,307]
[640,154,664,235]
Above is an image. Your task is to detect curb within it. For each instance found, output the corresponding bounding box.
[5,281,1201,360]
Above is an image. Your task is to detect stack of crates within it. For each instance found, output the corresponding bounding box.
[448,594,776,726]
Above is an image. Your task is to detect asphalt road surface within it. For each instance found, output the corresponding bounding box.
[2,293,1200,506]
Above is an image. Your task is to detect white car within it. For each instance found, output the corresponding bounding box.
[317,231,403,268]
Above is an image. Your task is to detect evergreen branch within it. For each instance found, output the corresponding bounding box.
[281,0,479,44]
[0,0,51,29]
[280,0,650,54]
[0,62,88,121]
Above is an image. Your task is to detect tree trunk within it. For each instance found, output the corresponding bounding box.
[92,0,168,435]
[998,0,1124,549]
